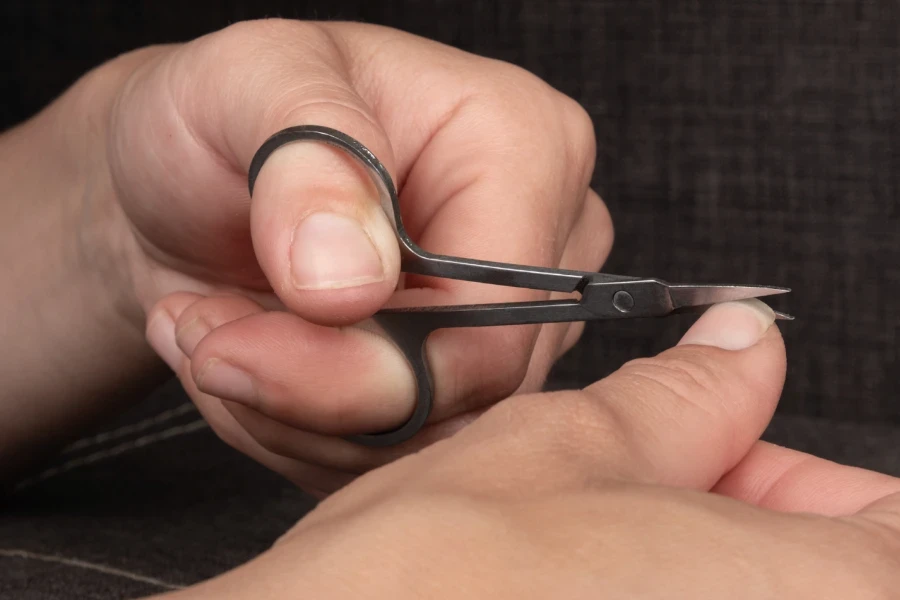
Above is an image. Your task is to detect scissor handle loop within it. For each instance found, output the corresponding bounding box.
[248,125,436,447]
[249,125,423,257]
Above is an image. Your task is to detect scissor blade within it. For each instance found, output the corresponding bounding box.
[668,285,790,310]
[773,311,795,321]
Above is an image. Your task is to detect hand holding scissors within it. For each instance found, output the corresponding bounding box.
[119,21,794,494]
[249,126,792,447]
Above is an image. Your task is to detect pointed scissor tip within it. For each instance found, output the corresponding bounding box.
[668,284,791,309]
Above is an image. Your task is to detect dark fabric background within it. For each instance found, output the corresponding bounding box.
[1,1,898,597]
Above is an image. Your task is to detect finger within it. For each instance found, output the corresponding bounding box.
[148,292,357,495]
[188,310,415,434]
[248,139,401,327]
[583,299,786,489]
[186,186,610,436]
[146,293,351,495]
[438,299,787,494]
[304,23,611,417]
[416,180,612,419]
[222,400,480,474]
[165,21,402,325]
[579,300,786,489]
[513,190,612,395]
[167,292,418,436]
[406,101,605,416]
[559,321,585,359]
[173,294,267,356]
[186,378,355,497]
[712,441,900,516]
[146,291,269,369]
[145,292,208,371]
[152,20,612,434]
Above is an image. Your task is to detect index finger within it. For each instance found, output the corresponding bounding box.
[414,300,788,496]
[330,22,611,418]
[713,441,900,516]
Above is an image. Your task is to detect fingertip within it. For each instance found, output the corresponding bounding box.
[145,292,206,371]
[678,299,778,352]
[662,302,787,409]
[146,310,181,372]
[184,311,417,434]
[675,300,788,396]
[148,292,206,325]
[569,300,788,489]
[173,294,266,357]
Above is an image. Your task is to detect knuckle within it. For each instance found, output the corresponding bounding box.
[176,294,263,333]
[501,389,634,471]
[174,297,214,330]
[616,354,728,416]
[470,62,560,136]
[580,189,614,263]
[628,354,721,394]
[216,18,319,47]
[478,328,535,400]
[586,188,613,229]
[463,61,598,192]
[200,19,336,75]
[208,20,273,55]
[471,63,597,199]
[564,392,633,458]
[483,59,549,96]
[557,93,597,167]
[150,292,203,325]
[438,327,536,413]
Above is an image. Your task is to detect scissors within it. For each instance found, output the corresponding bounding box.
[248,125,792,448]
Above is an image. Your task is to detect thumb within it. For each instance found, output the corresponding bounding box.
[181,22,401,325]
[445,298,788,494]
[248,127,400,325]
[580,298,788,489]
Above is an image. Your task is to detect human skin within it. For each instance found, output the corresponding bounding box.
[5,18,900,597]
[152,303,900,599]
[0,20,607,488]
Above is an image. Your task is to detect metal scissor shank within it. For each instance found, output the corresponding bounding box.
[249,125,791,447]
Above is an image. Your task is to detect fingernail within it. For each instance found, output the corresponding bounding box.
[146,312,183,371]
[290,212,384,290]
[678,299,776,351]
[176,318,210,357]
[196,359,256,403]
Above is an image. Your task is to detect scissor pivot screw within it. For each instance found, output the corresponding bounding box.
[613,291,634,313]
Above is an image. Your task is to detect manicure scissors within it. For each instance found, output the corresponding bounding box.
[248,125,791,448]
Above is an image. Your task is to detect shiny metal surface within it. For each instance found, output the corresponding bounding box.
[249,125,793,447]
[668,284,790,309]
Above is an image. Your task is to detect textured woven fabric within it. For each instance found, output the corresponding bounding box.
[3,380,900,598]
[1,1,899,597]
